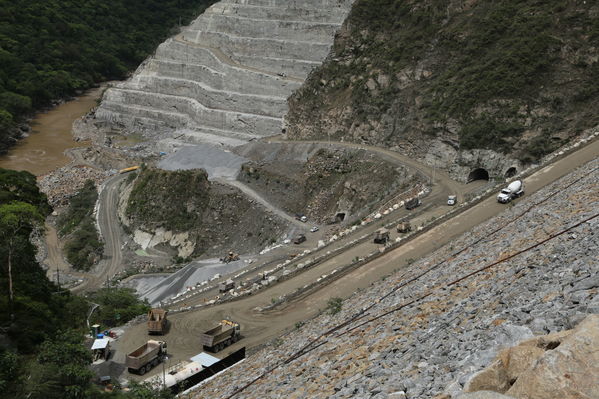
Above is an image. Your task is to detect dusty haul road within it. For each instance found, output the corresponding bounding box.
[114,137,599,380]
[72,173,127,293]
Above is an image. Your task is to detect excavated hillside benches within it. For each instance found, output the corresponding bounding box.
[93,0,355,143]
[226,0,352,8]
[126,75,288,117]
[100,90,282,136]
[186,30,332,62]
[180,31,324,78]
[154,40,301,95]
[196,14,341,42]
[210,2,349,22]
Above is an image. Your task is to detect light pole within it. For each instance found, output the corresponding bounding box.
[431,158,436,186]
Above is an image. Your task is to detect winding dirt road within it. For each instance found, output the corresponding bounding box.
[72,173,127,293]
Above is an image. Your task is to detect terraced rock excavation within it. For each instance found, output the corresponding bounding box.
[93,0,354,146]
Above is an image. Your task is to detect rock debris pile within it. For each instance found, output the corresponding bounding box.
[38,165,111,207]
[189,158,598,399]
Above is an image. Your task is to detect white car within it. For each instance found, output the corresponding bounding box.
[310,226,319,233]
[447,195,457,206]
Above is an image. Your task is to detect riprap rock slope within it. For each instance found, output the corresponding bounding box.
[93,0,354,146]
[191,157,599,398]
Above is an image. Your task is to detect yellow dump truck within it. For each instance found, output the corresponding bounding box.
[119,166,140,174]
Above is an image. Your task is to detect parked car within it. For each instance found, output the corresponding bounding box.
[310,226,319,233]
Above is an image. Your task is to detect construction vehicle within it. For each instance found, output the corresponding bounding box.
[497,180,524,203]
[219,279,235,293]
[201,320,241,352]
[126,340,167,375]
[221,251,240,263]
[447,195,457,206]
[397,221,411,233]
[119,166,140,174]
[293,234,306,244]
[405,197,422,210]
[147,309,168,335]
[295,214,308,222]
[373,228,390,244]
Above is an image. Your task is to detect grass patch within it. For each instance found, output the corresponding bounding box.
[326,297,343,315]
[57,180,103,271]
[126,168,210,232]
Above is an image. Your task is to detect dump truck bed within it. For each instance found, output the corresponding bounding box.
[201,323,236,347]
[125,341,161,370]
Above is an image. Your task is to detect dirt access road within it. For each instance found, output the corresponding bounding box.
[115,137,598,381]
[72,173,127,293]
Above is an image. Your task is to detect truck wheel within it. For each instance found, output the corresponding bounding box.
[139,365,147,375]
[232,334,238,343]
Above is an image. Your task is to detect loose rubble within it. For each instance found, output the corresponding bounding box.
[38,164,112,207]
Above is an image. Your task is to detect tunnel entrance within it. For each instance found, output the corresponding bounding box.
[504,167,517,178]
[468,168,489,182]
[335,212,346,222]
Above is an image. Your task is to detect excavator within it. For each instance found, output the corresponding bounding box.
[221,251,240,263]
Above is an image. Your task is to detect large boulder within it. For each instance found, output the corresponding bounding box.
[465,314,599,399]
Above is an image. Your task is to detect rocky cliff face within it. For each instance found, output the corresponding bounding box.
[238,146,422,223]
[87,0,354,147]
[189,157,599,398]
[286,0,599,181]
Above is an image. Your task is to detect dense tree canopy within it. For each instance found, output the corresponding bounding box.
[0,168,166,397]
[0,0,216,152]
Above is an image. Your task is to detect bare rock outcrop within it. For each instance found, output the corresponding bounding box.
[467,314,599,399]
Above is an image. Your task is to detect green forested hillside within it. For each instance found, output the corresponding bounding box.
[0,168,163,398]
[287,0,599,163]
[0,0,216,153]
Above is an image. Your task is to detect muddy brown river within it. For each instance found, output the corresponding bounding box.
[0,87,102,176]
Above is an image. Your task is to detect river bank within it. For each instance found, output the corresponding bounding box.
[0,86,103,176]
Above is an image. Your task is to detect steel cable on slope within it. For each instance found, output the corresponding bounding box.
[225,210,598,399]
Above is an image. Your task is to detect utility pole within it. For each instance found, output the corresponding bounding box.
[162,353,167,390]
[56,267,60,290]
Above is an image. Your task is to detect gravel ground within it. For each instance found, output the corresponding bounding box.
[187,157,598,399]
[157,144,247,180]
